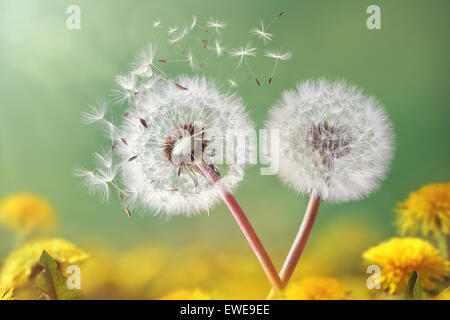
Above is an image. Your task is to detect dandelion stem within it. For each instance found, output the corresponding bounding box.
[196,163,283,292]
[266,189,321,299]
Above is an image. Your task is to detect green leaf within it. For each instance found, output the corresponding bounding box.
[35,250,83,300]
[404,270,423,300]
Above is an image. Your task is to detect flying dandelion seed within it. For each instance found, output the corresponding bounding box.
[228,79,237,88]
[168,28,188,44]
[168,25,178,35]
[206,18,226,34]
[82,75,255,215]
[266,11,285,30]
[190,16,197,30]
[250,20,273,42]
[230,45,259,86]
[153,19,162,28]
[78,43,285,292]
[214,39,225,57]
[265,50,292,84]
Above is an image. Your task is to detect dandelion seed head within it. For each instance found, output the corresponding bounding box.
[266,79,394,202]
[168,28,188,44]
[190,16,197,30]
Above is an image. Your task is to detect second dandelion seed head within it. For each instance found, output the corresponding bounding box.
[266,79,395,202]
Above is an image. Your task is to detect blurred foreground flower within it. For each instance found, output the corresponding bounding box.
[396,182,450,237]
[363,237,450,295]
[282,277,348,300]
[434,288,450,300]
[0,288,14,300]
[159,288,213,300]
[0,238,88,289]
[0,193,56,234]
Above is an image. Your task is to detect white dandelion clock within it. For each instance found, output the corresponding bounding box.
[116,75,255,216]
[250,20,273,42]
[78,42,286,292]
[265,79,395,298]
[267,79,394,202]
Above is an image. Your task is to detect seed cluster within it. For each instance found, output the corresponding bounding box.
[163,123,209,176]
[306,121,352,169]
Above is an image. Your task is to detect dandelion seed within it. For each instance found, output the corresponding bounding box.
[111,75,255,215]
[187,51,195,69]
[265,79,395,298]
[82,99,107,124]
[140,118,148,128]
[202,39,208,48]
[190,16,197,30]
[168,25,178,35]
[94,151,113,169]
[265,50,292,84]
[250,20,273,42]
[395,182,450,237]
[228,79,237,88]
[363,238,450,294]
[206,18,226,34]
[214,40,225,57]
[230,45,259,86]
[153,19,162,28]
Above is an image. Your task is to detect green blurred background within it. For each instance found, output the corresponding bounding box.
[0,0,449,272]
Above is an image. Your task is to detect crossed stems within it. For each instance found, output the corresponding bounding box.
[197,163,321,298]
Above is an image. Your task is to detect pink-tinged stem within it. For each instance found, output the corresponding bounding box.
[196,164,283,292]
[266,189,321,299]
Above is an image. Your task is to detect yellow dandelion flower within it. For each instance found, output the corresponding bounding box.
[0,288,14,300]
[282,277,348,300]
[395,182,450,237]
[0,238,88,289]
[114,245,166,293]
[433,288,450,300]
[362,237,450,295]
[0,193,56,234]
[159,288,212,300]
